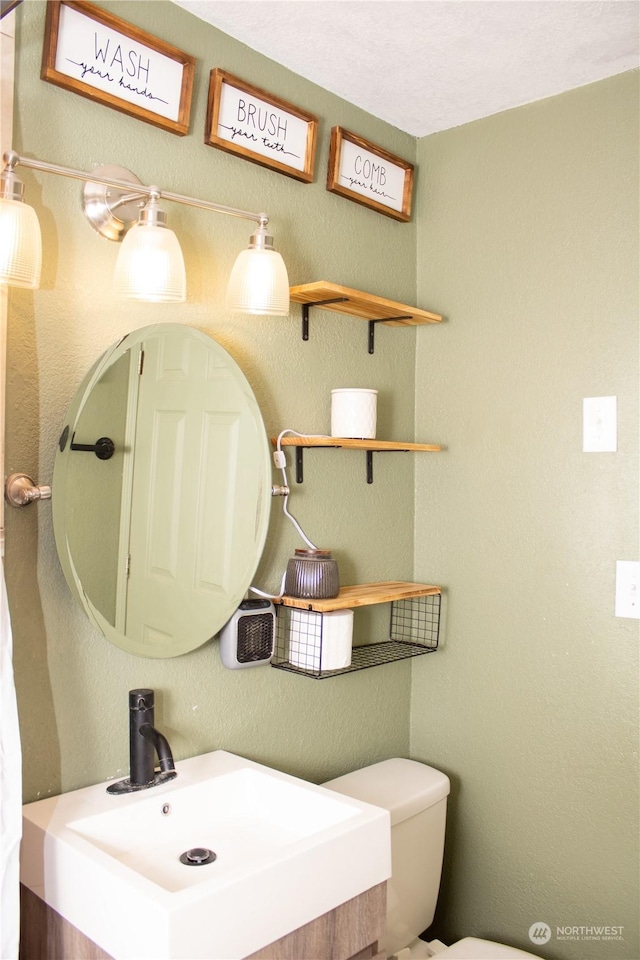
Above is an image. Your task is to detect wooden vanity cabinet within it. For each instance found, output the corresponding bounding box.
[20,881,386,960]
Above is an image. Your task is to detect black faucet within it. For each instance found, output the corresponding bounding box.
[107,689,177,795]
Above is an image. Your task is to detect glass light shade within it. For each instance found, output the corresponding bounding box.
[226,246,290,316]
[114,222,186,302]
[0,197,42,289]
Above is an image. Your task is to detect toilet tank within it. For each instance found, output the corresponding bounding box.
[323,758,450,958]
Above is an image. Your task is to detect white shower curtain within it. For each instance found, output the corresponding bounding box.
[0,561,22,960]
[1,12,21,955]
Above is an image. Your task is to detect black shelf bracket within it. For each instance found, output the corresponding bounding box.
[294,445,406,484]
[366,450,374,484]
[368,316,412,354]
[365,449,408,483]
[295,445,304,484]
[301,298,348,341]
[299,300,413,354]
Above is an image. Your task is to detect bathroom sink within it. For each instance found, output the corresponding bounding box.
[21,750,390,960]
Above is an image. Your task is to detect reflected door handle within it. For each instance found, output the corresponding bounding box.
[69,434,115,460]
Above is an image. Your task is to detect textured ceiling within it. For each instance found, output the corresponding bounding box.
[173,0,639,137]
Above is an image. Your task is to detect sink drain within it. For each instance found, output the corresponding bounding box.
[180,847,217,866]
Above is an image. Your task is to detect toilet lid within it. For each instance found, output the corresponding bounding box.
[435,937,544,959]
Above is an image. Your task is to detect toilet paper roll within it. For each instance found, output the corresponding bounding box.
[289,609,353,672]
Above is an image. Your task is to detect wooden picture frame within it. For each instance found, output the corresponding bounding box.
[327,127,414,222]
[41,0,195,136]
[205,68,318,183]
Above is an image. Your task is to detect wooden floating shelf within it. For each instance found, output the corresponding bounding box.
[274,581,442,613]
[289,282,442,326]
[271,436,442,483]
[273,436,441,452]
[288,281,442,353]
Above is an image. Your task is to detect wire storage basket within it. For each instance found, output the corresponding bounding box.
[272,590,440,679]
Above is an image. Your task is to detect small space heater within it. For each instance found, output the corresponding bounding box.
[219,599,276,669]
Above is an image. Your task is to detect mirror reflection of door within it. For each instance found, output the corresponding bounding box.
[53,325,272,658]
[125,330,266,649]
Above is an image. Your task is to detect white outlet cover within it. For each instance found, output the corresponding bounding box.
[615,560,640,619]
[583,396,617,452]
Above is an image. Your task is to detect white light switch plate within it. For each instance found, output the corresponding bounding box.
[615,561,640,619]
[583,396,617,452]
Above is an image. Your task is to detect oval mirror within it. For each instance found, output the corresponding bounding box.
[52,324,272,658]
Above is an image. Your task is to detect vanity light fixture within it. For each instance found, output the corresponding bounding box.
[226,220,290,316]
[0,150,290,314]
[0,159,42,289]
[113,192,186,303]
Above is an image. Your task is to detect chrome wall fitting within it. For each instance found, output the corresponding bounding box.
[4,473,51,507]
[82,165,144,241]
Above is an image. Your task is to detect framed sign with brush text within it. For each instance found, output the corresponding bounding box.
[205,69,318,183]
[327,126,414,221]
[41,0,195,136]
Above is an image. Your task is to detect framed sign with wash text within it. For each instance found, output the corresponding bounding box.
[41,0,195,136]
[327,127,414,221]
[205,69,318,183]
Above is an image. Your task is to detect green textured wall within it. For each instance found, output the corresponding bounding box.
[412,73,639,960]
[6,0,418,801]
[6,5,638,959]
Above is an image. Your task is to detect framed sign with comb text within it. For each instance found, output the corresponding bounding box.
[327,126,414,221]
[205,69,318,183]
[41,0,195,136]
